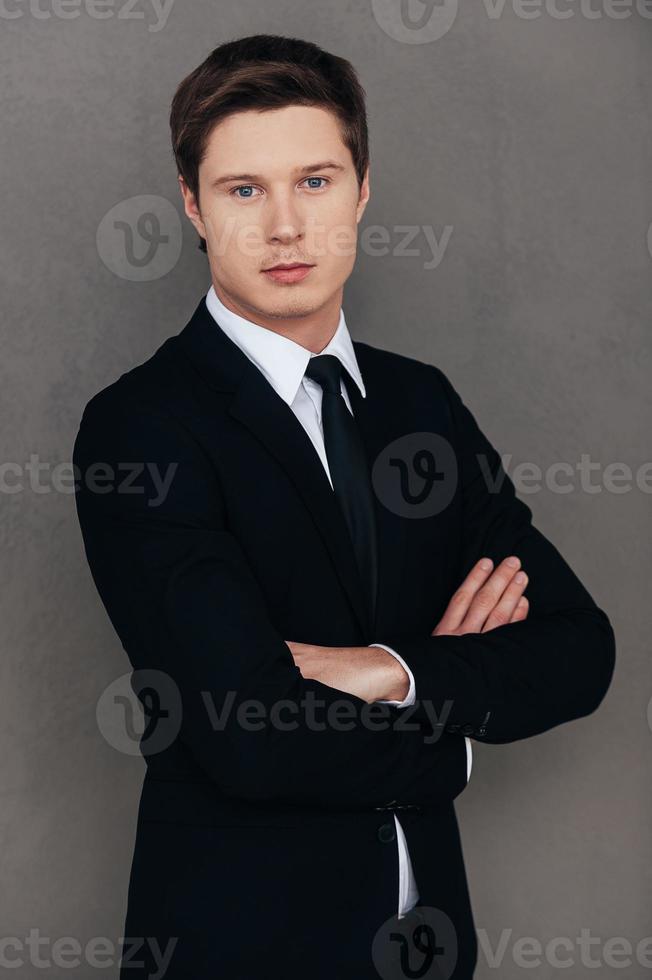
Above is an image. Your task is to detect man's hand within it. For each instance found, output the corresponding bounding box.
[286,556,528,701]
[285,642,408,704]
[433,556,528,636]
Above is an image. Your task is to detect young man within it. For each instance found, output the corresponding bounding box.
[73,34,615,980]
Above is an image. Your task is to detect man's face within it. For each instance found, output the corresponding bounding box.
[180,104,369,327]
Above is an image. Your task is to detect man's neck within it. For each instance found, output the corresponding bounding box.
[212,284,343,354]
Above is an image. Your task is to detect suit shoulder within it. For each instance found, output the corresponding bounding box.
[72,337,207,477]
[353,339,453,392]
[78,333,188,427]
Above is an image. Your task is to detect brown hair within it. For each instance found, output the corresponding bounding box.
[169,34,369,252]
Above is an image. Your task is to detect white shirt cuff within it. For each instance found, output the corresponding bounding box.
[465,737,473,782]
[368,643,416,708]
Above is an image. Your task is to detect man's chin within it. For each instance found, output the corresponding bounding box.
[212,275,334,326]
[247,285,327,321]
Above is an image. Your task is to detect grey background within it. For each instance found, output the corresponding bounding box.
[1,1,650,977]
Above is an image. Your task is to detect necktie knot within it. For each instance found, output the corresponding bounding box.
[304,354,343,395]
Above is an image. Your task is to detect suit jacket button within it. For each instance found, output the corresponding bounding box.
[377,822,396,844]
[461,724,475,736]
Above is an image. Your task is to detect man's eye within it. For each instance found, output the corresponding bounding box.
[230,178,329,198]
[231,185,260,199]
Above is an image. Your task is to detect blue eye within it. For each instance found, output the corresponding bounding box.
[229,177,329,199]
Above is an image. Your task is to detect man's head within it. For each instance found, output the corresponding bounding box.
[170,35,370,334]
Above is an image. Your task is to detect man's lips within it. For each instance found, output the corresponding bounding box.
[265,262,313,270]
[262,263,315,283]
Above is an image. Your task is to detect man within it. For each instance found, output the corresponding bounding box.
[72,34,615,979]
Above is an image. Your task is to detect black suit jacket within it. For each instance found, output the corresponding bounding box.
[72,297,615,979]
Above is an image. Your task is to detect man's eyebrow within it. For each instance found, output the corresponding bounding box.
[210,161,346,188]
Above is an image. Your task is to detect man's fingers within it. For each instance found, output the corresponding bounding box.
[482,572,529,632]
[432,557,494,635]
[462,556,523,633]
[432,555,528,637]
[509,596,529,623]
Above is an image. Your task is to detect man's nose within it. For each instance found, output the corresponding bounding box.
[266,191,304,244]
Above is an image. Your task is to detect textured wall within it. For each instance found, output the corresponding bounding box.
[1,2,649,977]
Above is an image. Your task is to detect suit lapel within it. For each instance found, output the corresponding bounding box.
[177,299,374,639]
[228,370,373,639]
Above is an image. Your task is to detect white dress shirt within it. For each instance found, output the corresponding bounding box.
[205,285,472,918]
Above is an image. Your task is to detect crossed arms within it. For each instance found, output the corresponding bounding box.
[287,553,533,705]
[72,367,615,814]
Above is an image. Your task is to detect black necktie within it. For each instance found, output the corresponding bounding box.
[304,354,378,630]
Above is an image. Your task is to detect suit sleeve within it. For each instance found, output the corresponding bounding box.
[72,393,469,811]
[379,367,616,744]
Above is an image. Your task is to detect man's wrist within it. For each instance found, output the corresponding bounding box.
[368,643,416,706]
[383,658,410,702]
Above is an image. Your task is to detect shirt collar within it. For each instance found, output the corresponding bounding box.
[205,285,366,407]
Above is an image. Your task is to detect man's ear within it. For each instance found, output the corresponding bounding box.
[178,175,207,241]
[356,166,370,223]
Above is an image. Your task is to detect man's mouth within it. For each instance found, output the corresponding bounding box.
[262,262,315,284]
